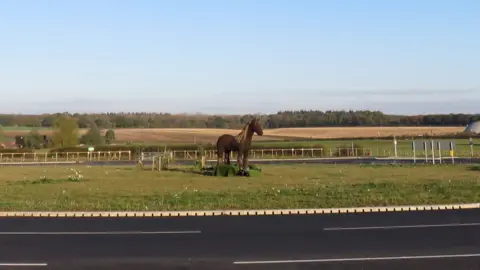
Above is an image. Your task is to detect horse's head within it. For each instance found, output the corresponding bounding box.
[250,118,263,136]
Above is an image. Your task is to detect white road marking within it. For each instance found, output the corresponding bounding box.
[233,253,480,264]
[0,263,47,267]
[0,230,201,235]
[323,222,480,231]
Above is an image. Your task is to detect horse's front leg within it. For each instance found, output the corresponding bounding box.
[237,152,242,170]
[242,150,249,171]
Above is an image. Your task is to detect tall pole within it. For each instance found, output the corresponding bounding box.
[394,136,398,158]
[432,140,435,164]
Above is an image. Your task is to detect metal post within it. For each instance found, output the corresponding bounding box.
[431,140,435,164]
[394,136,398,158]
[412,142,416,164]
[470,137,474,163]
[450,141,455,164]
[424,142,428,163]
[438,142,442,164]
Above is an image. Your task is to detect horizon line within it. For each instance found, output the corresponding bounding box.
[0,110,478,117]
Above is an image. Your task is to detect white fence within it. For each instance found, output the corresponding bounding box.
[141,147,375,161]
[0,151,132,163]
[1,146,478,164]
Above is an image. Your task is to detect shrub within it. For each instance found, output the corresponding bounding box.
[0,148,34,154]
[105,129,116,144]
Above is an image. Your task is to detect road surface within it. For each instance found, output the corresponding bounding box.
[0,207,479,269]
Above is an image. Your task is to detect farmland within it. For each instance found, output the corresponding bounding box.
[3,126,465,144]
[1,164,479,211]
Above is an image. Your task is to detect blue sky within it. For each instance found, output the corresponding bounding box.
[0,0,479,115]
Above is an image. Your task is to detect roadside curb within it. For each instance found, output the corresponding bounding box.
[1,203,478,218]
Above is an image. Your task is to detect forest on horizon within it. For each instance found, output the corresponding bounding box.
[0,110,478,129]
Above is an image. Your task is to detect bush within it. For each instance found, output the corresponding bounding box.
[105,129,116,144]
[0,148,34,154]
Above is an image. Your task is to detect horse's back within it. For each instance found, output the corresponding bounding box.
[216,134,239,151]
[217,134,234,144]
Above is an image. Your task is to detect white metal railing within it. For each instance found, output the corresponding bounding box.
[0,151,132,163]
[141,148,375,161]
[1,147,478,164]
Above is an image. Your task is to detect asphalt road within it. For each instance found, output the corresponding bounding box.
[2,156,480,167]
[0,209,479,269]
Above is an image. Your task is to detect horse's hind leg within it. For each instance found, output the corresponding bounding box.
[225,151,231,164]
[216,148,223,165]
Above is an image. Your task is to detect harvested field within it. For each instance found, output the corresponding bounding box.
[265,126,464,139]
[3,126,464,143]
[105,128,285,143]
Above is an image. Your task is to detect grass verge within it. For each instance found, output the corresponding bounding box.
[0,164,479,211]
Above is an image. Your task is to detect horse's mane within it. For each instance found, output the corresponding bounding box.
[235,120,251,143]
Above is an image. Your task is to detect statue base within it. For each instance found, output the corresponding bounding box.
[202,164,262,177]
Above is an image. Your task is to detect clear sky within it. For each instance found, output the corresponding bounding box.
[1,0,479,115]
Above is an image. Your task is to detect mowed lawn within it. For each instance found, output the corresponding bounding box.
[1,164,479,211]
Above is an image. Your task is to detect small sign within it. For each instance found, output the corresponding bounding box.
[88,147,95,152]
[469,138,473,145]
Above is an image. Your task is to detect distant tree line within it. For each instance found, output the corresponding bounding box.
[0,110,479,129]
[1,116,116,150]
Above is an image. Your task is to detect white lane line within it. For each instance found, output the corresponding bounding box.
[0,263,47,267]
[233,253,480,264]
[323,222,480,231]
[0,230,201,235]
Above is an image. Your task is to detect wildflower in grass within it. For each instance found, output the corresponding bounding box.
[67,168,83,181]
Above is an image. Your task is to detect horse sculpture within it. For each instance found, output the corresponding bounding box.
[215,118,263,172]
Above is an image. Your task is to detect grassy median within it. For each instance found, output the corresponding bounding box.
[0,164,479,211]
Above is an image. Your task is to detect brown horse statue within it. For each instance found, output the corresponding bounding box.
[216,118,263,172]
